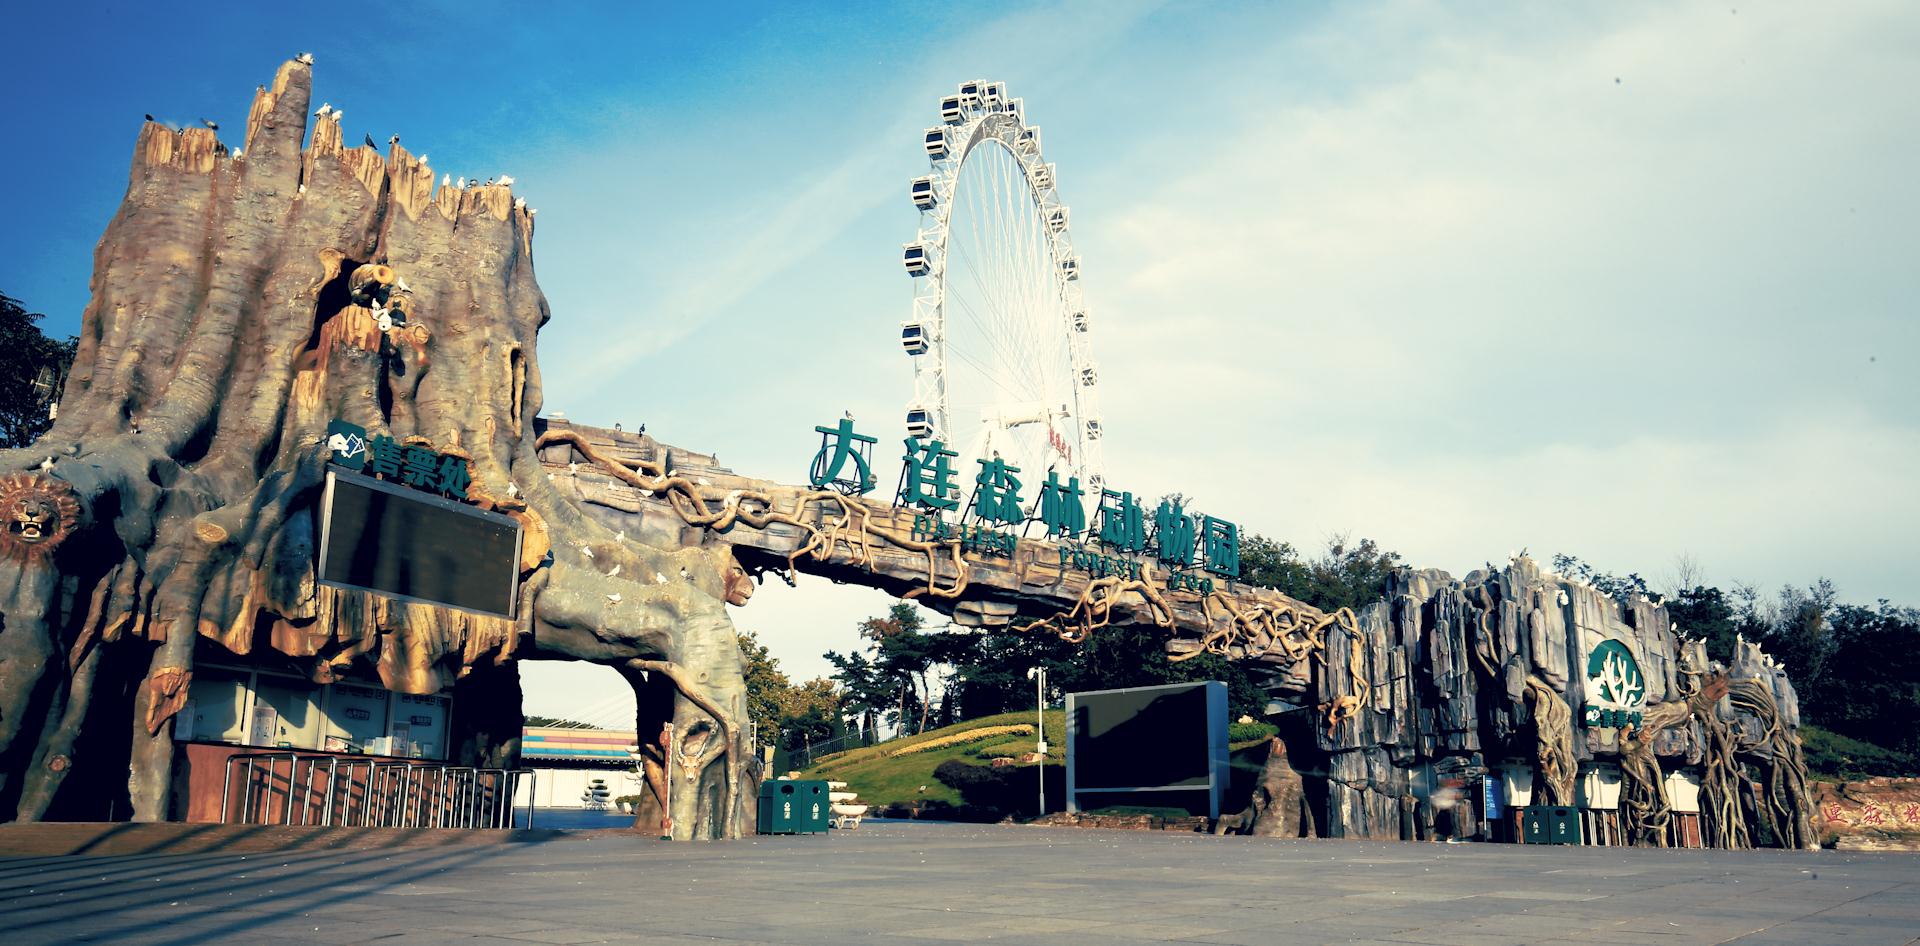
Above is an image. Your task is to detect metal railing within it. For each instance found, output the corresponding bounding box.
[220,752,535,829]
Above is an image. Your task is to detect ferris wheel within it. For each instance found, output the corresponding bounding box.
[900,79,1104,518]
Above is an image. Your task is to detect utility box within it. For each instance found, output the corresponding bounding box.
[1521,805,1581,845]
[757,780,829,835]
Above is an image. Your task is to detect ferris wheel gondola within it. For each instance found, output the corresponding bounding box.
[900,80,1105,522]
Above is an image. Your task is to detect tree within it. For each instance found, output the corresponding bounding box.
[1666,585,1742,665]
[1054,622,1267,722]
[738,631,793,745]
[1757,580,1838,699]
[524,716,601,729]
[0,292,77,448]
[1819,602,1920,757]
[1551,553,1656,602]
[859,603,942,735]
[1241,533,1402,613]
[824,649,891,743]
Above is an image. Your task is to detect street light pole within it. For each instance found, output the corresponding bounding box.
[1035,666,1047,816]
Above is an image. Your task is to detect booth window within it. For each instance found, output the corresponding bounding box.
[251,678,322,749]
[183,668,250,743]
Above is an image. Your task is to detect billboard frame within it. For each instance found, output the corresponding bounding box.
[317,467,524,619]
[1065,679,1228,819]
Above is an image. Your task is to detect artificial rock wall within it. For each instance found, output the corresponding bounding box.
[1282,556,1813,848]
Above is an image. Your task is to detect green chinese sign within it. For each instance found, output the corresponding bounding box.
[326,419,470,501]
[1581,639,1648,729]
[803,417,1243,583]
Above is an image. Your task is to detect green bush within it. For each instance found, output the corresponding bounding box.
[1802,724,1920,780]
[1228,720,1278,743]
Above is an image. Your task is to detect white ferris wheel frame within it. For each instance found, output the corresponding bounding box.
[903,80,1105,501]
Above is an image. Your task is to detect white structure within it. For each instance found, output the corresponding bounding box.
[902,80,1106,512]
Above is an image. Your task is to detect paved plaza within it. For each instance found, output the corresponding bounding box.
[1,822,1916,945]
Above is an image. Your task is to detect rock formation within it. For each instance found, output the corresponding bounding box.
[1238,557,1816,849]
[0,61,751,838]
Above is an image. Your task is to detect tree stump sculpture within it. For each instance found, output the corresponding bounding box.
[0,61,754,838]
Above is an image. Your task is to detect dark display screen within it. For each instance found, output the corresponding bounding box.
[319,471,520,617]
[1071,683,1215,790]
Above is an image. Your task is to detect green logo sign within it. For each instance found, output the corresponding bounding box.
[1582,639,1646,729]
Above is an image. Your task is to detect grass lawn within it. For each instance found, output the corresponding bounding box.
[801,710,1064,809]
[801,710,1279,813]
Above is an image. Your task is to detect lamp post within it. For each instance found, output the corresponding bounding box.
[1028,666,1047,816]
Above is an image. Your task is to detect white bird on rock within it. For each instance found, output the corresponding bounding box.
[505,481,519,498]
[498,174,514,186]
[314,103,332,118]
[396,276,411,293]
[296,52,314,65]
[441,173,450,188]
[579,544,594,559]
[607,565,621,578]
[330,110,343,124]
[606,593,622,604]
[528,208,537,216]
[457,177,466,189]
[39,456,55,472]
[514,197,526,210]
[416,154,428,166]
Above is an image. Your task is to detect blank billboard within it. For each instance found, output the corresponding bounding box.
[319,469,522,618]
[1066,680,1227,817]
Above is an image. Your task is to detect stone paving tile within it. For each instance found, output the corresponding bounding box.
[4,823,1918,945]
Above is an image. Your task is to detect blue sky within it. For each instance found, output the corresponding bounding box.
[3,2,1915,722]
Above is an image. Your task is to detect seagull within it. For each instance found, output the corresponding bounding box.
[39,456,55,472]
[200,118,219,130]
[314,103,331,117]
[363,133,375,148]
[498,174,514,186]
[606,592,623,604]
[483,177,494,186]
[637,424,645,435]
[395,276,411,293]
[233,150,243,159]
[457,177,466,189]
[144,113,154,122]
[580,544,594,559]
[388,134,400,146]
[614,530,626,542]
[441,173,450,187]
[415,154,427,165]
[567,461,578,475]
[514,197,526,210]
[607,565,621,578]
[330,110,342,124]
[295,52,314,65]
[843,409,855,421]
[528,208,537,216]
[505,481,519,498]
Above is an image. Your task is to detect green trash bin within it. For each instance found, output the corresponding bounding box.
[799,780,830,834]
[1546,805,1581,845]
[1521,806,1549,844]
[758,780,830,835]
[1521,806,1581,845]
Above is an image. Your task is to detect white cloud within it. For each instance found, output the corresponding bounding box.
[522,0,1920,708]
